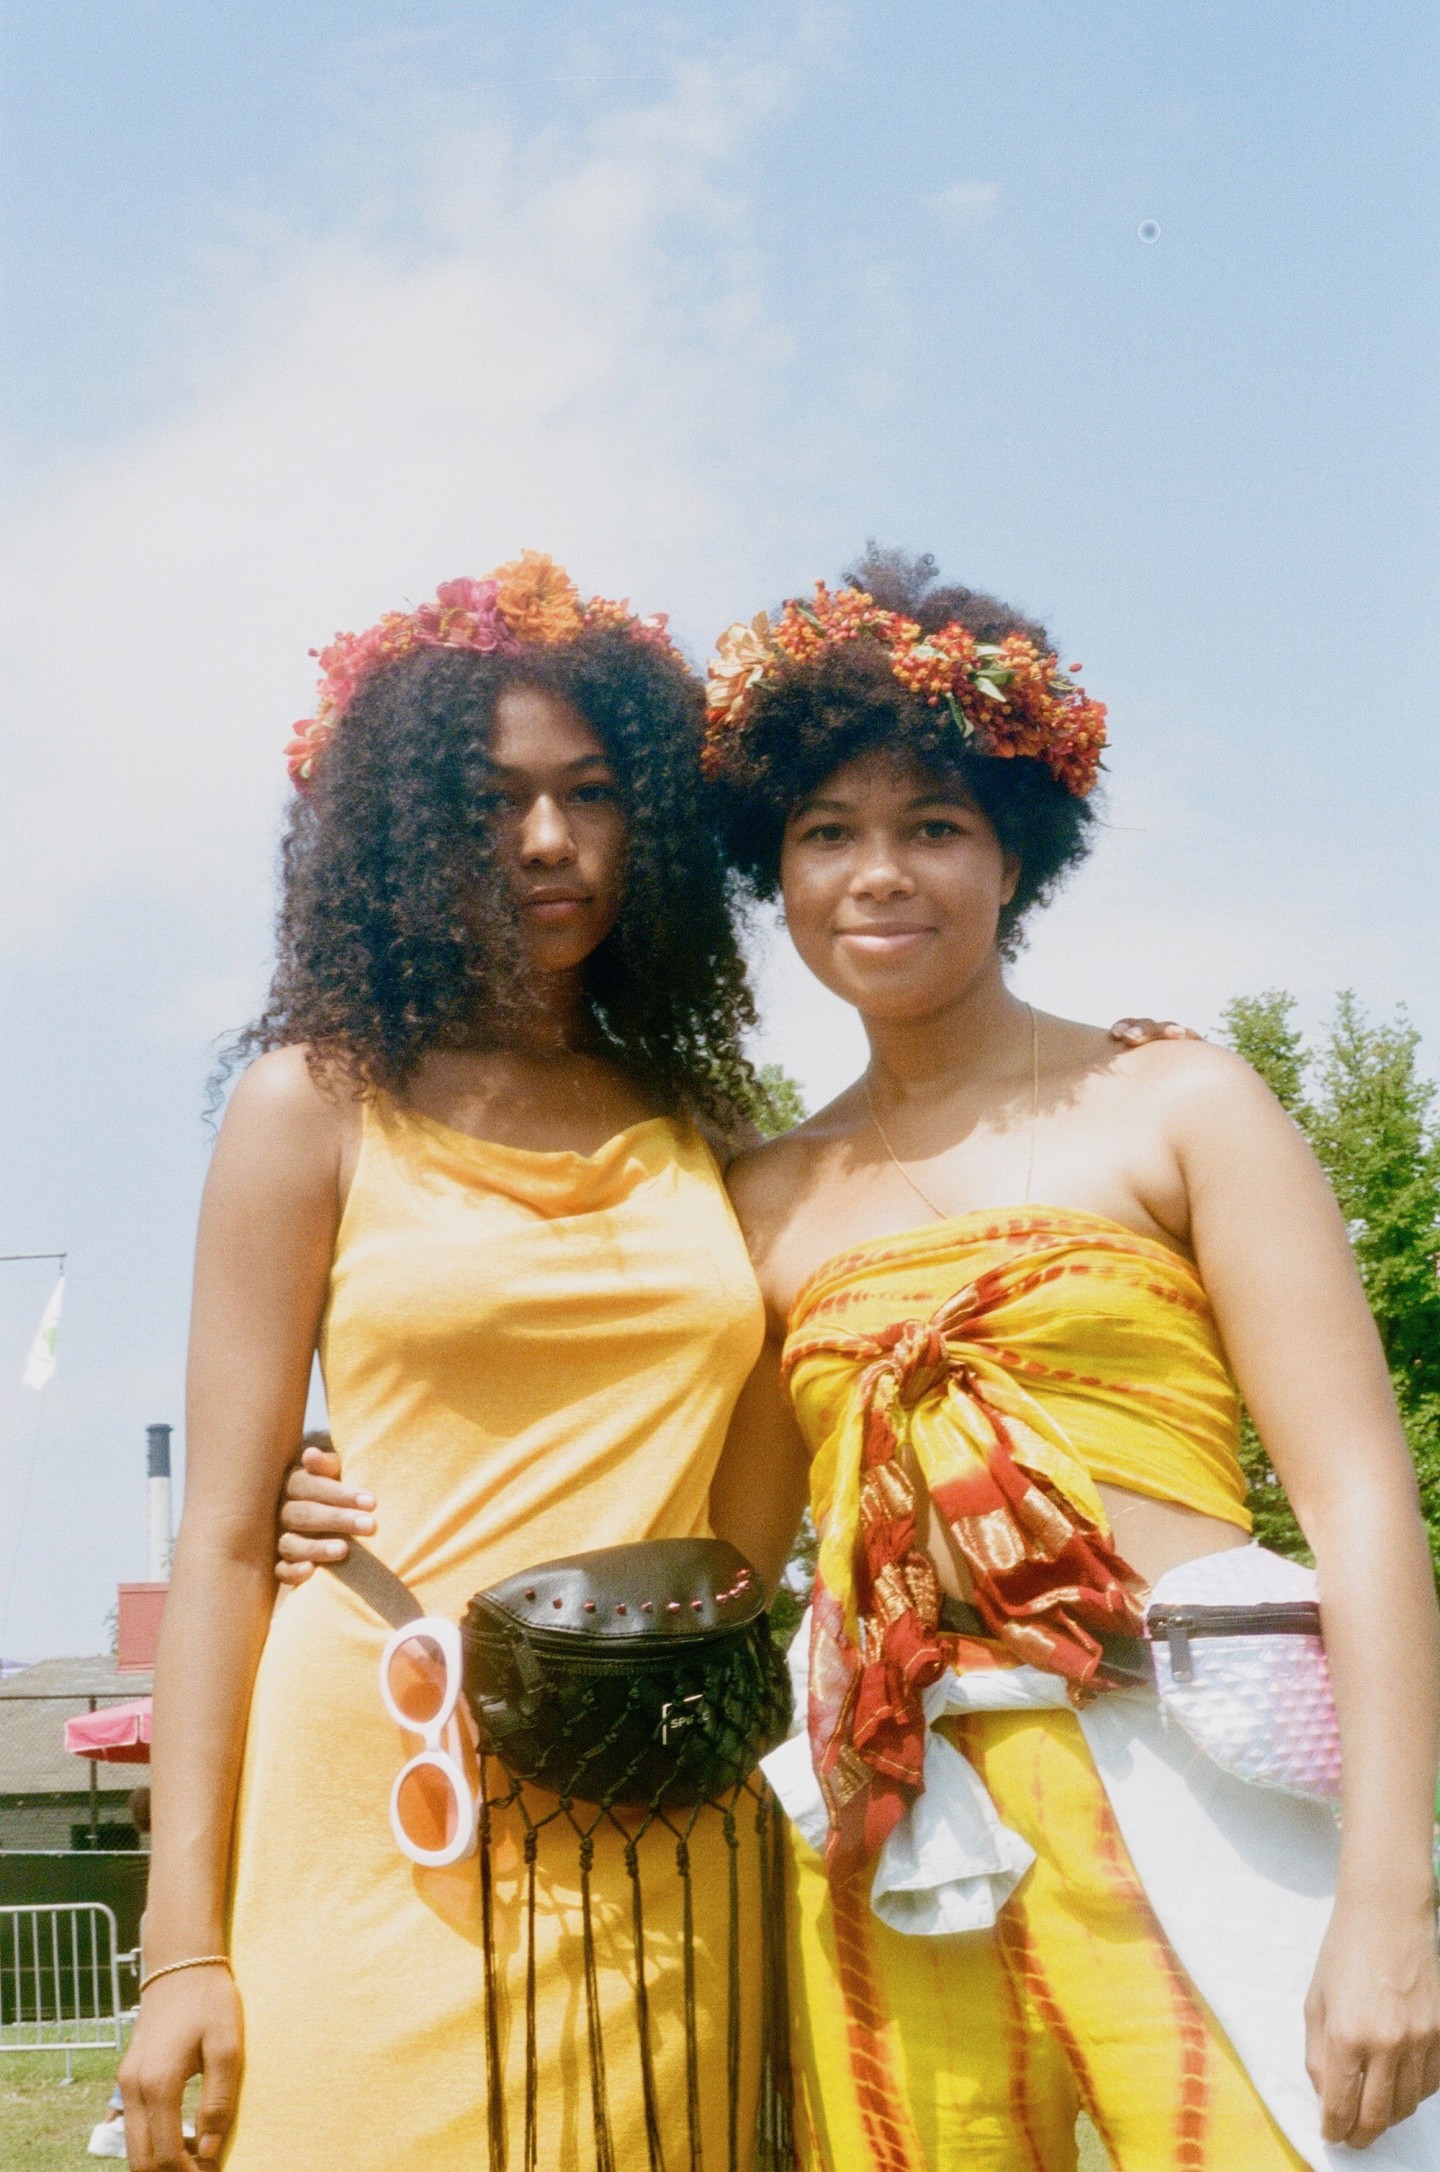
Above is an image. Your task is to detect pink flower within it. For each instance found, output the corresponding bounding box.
[434,576,498,616]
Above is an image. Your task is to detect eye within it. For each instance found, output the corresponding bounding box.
[798,820,849,845]
[572,781,619,804]
[915,816,965,841]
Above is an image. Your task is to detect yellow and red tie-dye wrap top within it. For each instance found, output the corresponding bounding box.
[781,1208,1249,1871]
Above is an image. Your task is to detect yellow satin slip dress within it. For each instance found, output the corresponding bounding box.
[224,1094,768,2172]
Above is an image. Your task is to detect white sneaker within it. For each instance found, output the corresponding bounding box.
[87,2118,128,2158]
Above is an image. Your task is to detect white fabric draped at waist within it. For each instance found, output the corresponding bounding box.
[762,1609,1440,2172]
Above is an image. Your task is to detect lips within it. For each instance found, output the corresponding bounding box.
[835,923,934,954]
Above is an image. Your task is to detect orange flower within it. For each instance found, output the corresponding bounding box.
[700,578,1107,799]
[492,550,585,646]
[706,613,776,728]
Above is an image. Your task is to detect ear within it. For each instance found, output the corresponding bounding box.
[999,853,1021,907]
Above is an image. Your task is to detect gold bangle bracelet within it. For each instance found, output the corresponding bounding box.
[138,1955,233,1996]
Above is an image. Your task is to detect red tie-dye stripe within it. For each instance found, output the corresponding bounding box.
[826,1869,928,2172]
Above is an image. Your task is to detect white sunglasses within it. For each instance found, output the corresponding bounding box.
[379,1617,478,1868]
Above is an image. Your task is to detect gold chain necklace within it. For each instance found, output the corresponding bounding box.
[863,1002,1040,1222]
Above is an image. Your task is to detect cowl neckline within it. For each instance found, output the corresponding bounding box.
[369,1092,695,1218]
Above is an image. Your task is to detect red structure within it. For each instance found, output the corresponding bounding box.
[116,1583,167,1674]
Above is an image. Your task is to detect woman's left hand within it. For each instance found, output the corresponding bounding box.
[1108,1016,1203,1045]
[1306,1894,1440,2146]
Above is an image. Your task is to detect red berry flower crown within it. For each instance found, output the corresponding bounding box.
[285,551,680,790]
[702,580,1107,798]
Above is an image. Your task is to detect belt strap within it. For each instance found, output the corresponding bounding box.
[326,1541,423,1630]
[938,1591,1153,1685]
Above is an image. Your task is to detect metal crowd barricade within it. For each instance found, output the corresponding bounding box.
[0,1901,123,2081]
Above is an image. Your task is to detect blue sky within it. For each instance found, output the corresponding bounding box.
[1,0,1436,1655]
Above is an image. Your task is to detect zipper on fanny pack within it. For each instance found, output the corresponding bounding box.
[471,1621,756,1666]
[1147,1601,1322,1684]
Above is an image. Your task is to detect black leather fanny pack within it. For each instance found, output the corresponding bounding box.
[333,1534,793,1809]
[461,1537,793,1808]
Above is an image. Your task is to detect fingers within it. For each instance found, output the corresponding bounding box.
[279,1496,375,1540]
[1391,2043,1431,2132]
[277,1529,350,1567]
[1321,2033,1429,2147]
[1352,2043,1404,2149]
[299,1445,343,1478]
[1109,1016,1205,1045]
[283,1468,374,1513]
[1319,2034,1367,2145]
[119,2069,194,2171]
[193,2019,242,2162]
[1421,2037,1440,2108]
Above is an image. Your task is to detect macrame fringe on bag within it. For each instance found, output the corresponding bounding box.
[475,1760,795,2172]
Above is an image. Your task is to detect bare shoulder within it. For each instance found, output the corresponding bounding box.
[1099,1033,1304,1180]
[219,1046,363,1155]
[1104,1032,1271,1108]
[726,1087,864,1252]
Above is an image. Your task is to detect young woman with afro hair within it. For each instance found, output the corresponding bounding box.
[699,547,1440,2170]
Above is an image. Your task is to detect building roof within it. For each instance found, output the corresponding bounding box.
[0,1657,152,1798]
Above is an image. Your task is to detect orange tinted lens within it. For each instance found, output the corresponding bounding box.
[395,1760,460,1854]
[387,1635,449,1725]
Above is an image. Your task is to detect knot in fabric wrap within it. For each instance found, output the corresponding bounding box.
[879,1315,956,1407]
[782,1212,1245,1875]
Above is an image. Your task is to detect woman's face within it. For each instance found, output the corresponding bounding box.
[480,684,628,975]
[778,749,1019,1021]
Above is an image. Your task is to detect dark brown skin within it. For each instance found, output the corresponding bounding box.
[119,687,663,2172]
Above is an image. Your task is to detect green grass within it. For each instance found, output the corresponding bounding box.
[0,2048,123,2170]
[0,2047,202,2169]
[0,2050,1113,2169]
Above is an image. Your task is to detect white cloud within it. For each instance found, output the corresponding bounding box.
[0,56,814,958]
[925,178,1001,228]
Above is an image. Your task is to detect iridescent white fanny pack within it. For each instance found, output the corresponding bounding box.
[1144,1545,1342,1805]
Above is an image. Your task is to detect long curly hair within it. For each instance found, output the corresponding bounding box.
[713,546,1098,955]
[224,630,759,1130]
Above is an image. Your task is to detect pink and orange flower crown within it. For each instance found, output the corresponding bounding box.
[285,551,680,790]
[702,581,1107,798]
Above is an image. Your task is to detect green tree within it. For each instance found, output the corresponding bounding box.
[1308,995,1440,1407]
[741,1060,819,1643]
[1221,991,1440,1573]
[1219,990,1311,1123]
[749,1062,808,1141]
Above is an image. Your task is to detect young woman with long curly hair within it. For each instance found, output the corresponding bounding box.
[119,559,781,2172]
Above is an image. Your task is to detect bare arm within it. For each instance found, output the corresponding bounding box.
[1167,1045,1440,2148]
[708,1335,811,1593]
[119,1051,348,2171]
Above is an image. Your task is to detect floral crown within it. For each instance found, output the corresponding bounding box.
[285,551,679,789]
[702,580,1106,798]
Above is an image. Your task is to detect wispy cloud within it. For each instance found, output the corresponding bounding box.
[924,178,1001,228]
[0,54,812,959]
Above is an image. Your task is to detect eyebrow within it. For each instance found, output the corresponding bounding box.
[477,753,616,776]
[789,789,973,817]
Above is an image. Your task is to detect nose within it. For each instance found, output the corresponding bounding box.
[517,793,577,867]
[850,834,914,903]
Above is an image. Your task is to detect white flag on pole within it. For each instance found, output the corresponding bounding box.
[22,1273,65,1391]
